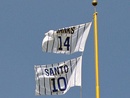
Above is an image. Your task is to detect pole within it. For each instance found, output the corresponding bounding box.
[92,1,100,98]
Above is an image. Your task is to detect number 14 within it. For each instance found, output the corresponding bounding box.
[58,36,70,51]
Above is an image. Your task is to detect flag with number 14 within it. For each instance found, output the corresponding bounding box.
[42,22,92,54]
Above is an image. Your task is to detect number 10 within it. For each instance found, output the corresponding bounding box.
[51,77,67,92]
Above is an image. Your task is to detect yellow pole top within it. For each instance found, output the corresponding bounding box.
[92,0,98,6]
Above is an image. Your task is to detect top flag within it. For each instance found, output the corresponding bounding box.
[42,22,92,54]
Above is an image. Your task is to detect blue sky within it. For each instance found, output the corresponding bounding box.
[0,0,130,98]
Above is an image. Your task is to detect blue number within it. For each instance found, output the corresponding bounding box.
[58,77,67,91]
[64,37,70,51]
[58,36,63,50]
[58,36,70,51]
[51,77,67,92]
[51,78,58,92]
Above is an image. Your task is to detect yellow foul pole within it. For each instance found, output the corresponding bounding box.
[92,1,100,98]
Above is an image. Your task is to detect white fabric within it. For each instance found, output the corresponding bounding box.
[42,22,92,54]
[34,56,82,95]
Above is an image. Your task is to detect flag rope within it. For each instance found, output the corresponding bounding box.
[80,52,84,98]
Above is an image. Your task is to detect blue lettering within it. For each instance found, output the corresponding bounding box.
[64,65,69,73]
[50,68,54,76]
[45,69,49,76]
[54,67,59,75]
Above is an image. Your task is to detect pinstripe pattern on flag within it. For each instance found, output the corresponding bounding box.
[42,22,92,54]
[34,56,82,95]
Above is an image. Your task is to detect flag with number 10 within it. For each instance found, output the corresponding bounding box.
[34,56,82,95]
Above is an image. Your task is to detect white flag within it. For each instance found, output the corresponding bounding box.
[34,56,82,95]
[42,22,92,54]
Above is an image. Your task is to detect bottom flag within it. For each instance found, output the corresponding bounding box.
[34,56,82,95]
